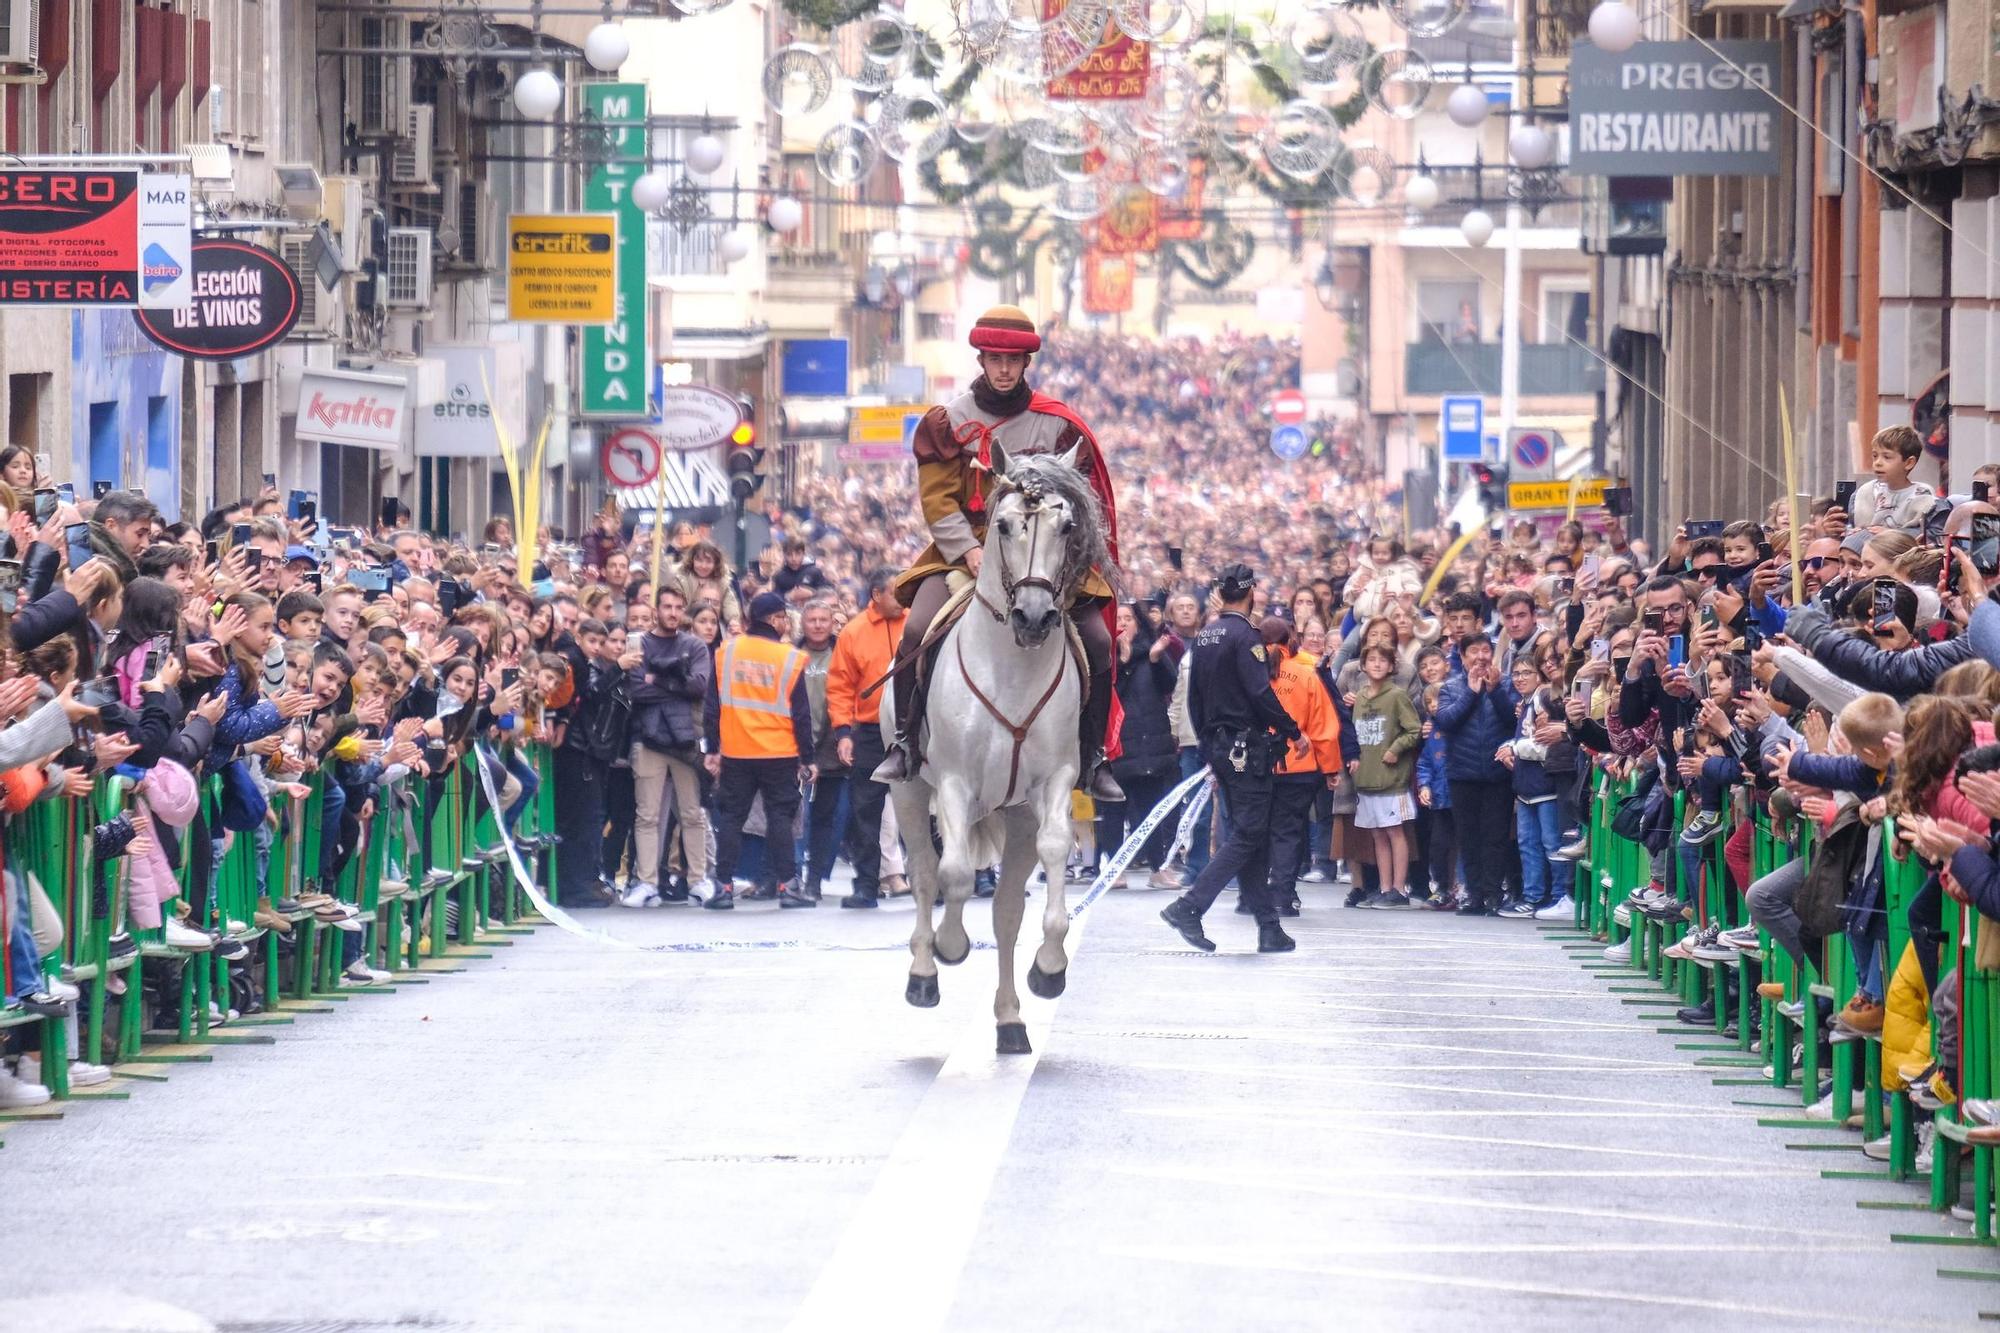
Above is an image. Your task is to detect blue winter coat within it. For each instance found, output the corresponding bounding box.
[1431,674,1516,785]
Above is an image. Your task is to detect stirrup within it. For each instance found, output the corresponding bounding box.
[872,740,916,783]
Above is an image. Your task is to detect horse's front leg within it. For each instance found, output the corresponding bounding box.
[899,781,943,1009]
[1027,780,1073,999]
[991,815,1033,1054]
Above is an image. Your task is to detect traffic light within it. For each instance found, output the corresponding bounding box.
[1472,462,1509,513]
[726,416,765,501]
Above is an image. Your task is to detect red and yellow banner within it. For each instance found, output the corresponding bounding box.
[1044,0,1150,100]
[1083,250,1134,314]
[1157,156,1208,241]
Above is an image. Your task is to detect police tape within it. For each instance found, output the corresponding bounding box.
[473,749,1214,953]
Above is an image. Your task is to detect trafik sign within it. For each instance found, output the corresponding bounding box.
[580,83,649,418]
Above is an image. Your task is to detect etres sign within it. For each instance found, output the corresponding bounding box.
[1569,40,1781,177]
[419,344,527,458]
[133,240,301,360]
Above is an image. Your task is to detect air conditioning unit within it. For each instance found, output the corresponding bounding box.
[389,104,435,187]
[320,174,369,268]
[383,227,433,308]
[279,233,339,334]
[352,15,407,137]
[0,0,41,67]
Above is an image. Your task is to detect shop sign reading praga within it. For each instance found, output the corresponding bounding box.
[0,170,146,305]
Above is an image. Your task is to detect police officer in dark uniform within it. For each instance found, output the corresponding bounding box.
[1160,563,1303,955]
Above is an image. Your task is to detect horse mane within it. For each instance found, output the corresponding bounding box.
[999,453,1122,601]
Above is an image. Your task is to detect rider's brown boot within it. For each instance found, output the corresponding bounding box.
[872,737,915,783]
[1083,750,1125,803]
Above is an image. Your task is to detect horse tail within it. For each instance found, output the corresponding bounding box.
[970,813,1006,872]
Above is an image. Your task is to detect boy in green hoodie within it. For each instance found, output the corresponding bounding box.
[1351,643,1424,909]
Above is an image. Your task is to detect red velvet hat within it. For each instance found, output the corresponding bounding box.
[967,304,1041,354]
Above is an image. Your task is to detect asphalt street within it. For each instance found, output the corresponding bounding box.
[0,872,1992,1332]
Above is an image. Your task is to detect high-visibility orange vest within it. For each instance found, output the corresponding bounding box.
[716,633,806,759]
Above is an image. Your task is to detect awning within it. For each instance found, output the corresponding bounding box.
[612,454,733,510]
[668,325,771,361]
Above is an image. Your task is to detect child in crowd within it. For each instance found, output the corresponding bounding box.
[1349,642,1422,910]
[1845,425,1937,533]
[1412,644,1457,909]
[1498,655,1568,920]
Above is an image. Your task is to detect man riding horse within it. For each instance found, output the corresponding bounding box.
[874,305,1124,802]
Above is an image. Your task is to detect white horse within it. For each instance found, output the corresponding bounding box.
[880,445,1109,1055]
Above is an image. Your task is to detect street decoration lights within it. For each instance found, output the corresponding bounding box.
[583,22,630,72]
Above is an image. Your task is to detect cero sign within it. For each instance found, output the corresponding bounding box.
[655,383,743,452]
[134,240,301,360]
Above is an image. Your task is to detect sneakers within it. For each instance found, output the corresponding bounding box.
[1495,901,1539,920]
[618,881,660,909]
[1148,866,1189,890]
[1862,1123,1936,1168]
[1160,898,1216,953]
[1719,924,1762,952]
[1371,891,1416,910]
[1680,810,1726,846]
[1776,998,1806,1021]
[1602,935,1634,962]
[778,883,818,909]
[1344,886,1370,908]
[840,893,879,909]
[1906,1064,1956,1112]
[1299,867,1331,885]
[702,886,735,911]
[342,960,391,985]
[1531,896,1574,921]
[1689,933,1741,963]
[1552,835,1589,862]
[1756,981,1787,1001]
[0,1064,51,1108]
[162,919,215,951]
[1962,1098,1999,1126]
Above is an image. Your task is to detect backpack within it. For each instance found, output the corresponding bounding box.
[580,667,632,763]
[1796,811,1868,943]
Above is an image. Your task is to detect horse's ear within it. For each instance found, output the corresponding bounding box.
[988,438,1013,478]
[1056,442,1081,471]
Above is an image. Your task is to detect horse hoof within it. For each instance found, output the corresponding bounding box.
[905,973,940,1008]
[996,1022,1032,1055]
[935,934,970,966]
[1025,961,1066,999]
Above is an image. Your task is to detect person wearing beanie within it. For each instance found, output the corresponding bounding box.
[875,303,1127,802]
[701,589,817,909]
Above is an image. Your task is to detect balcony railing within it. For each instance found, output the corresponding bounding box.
[1405,339,1605,395]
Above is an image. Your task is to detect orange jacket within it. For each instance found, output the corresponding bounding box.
[827,602,907,731]
[1271,653,1342,777]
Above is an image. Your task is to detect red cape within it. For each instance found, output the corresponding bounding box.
[1025,392,1124,762]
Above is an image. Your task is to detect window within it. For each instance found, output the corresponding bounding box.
[916,311,954,342]
[7,371,46,454]
[1538,282,1590,345]
[1415,280,1481,344]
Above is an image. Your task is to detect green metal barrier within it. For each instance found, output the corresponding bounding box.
[2,744,558,1110]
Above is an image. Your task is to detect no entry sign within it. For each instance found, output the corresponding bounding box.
[1271,389,1308,425]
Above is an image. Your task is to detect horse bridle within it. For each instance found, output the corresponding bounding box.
[975,479,1071,623]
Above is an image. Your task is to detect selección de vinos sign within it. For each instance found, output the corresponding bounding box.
[133,239,302,360]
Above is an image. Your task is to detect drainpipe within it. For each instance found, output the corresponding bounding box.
[1853,0,1881,473]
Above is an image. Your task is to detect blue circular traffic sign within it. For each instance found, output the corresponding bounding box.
[1512,431,1552,470]
[1270,424,1309,462]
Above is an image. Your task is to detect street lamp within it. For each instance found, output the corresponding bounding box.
[513,68,563,119]
[1312,252,1338,311]
[631,169,671,212]
[767,196,804,234]
[1460,208,1495,247]
[1588,0,1642,53]
[687,133,727,176]
[584,22,630,72]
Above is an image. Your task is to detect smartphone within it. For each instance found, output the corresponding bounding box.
[1973,512,2000,576]
[1573,675,1594,704]
[380,496,399,531]
[204,539,219,566]
[1942,536,1959,596]
[1685,519,1725,539]
[91,479,112,500]
[352,566,391,595]
[1667,634,1686,669]
[262,472,276,489]
[1581,553,1601,582]
[1977,480,1992,504]
[32,487,55,524]
[78,675,120,710]
[1590,638,1610,662]
[1642,606,1665,634]
[55,482,74,506]
[63,522,91,571]
[1168,544,1184,572]
[0,558,21,613]
[1835,479,1858,514]
[301,570,323,595]
[230,522,252,549]
[1554,576,1575,600]
[242,546,264,572]
[439,579,463,616]
[500,667,520,691]
[141,633,169,681]
[1755,540,1774,564]
[1700,606,1719,632]
[1742,622,1764,652]
[1603,486,1633,518]
[289,490,318,528]
[1872,581,1898,628]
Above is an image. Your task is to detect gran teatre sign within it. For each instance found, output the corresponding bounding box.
[1568,40,1781,177]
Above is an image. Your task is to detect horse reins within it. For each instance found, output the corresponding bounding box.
[954,633,1072,805]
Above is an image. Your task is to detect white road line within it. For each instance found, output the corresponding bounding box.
[1112,1163,1880,1240]
[1124,1062,1746,1110]
[1096,1245,1953,1328]
[785,911,1086,1333]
